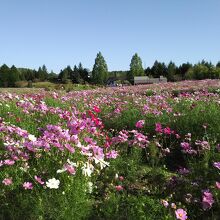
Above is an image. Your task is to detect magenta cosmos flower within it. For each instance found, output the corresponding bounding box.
[135,120,145,129]
[175,208,188,220]
[34,176,45,185]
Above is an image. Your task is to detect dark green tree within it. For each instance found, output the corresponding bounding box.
[9,65,20,87]
[78,63,89,83]
[48,71,58,81]
[71,65,81,83]
[167,61,177,81]
[151,61,167,78]
[61,69,69,83]
[178,63,192,79]
[92,52,108,85]
[36,65,48,81]
[0,64,10,87]
[144,67,152,76]
[25,69,35,81]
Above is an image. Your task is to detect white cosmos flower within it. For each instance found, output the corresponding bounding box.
[94,158,110,170]
[28,134,37,142]
[46,178,60,189]
[81,162,94,177]
[67,159,77,167]
[56,168,66,173]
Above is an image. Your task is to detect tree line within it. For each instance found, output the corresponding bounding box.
[1,52,220,87]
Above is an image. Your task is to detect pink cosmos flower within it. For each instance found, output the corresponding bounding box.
[64,144,75,153]
[175,208,188,220]
[202,190,214,210]
[180,142,196,154]
[161,199,169,208]
[23,182,33,190]
[115,185,123,191]
[106,150,118,159]
[213,162,220,170]
[34,176,44,185]
[4,159,15,166]
[155,123,163,133]
[64,164,76,175]
[175,134,181,139]
[163,127,172,135]
[181,142,190,150]
[2,178,13,186]
[135,120,145,129]
[119,176,124,181]
[215,182,220,189]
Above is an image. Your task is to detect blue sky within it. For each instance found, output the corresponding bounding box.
[0,0,220,72]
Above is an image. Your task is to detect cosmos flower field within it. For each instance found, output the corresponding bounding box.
[1,79,220,220]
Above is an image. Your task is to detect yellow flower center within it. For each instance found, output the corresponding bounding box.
[178,213,183,217]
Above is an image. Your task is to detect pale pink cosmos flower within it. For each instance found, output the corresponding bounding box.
[34,176,44,185]
[215,182,220,189]
[135,120,145,129]
[23,182,33,190]
[171,203,177,209]
[213,162,220,170]
[175,208,188,220]
[4,159,15,166]
[161,199,169,208]
[2,178,13,186]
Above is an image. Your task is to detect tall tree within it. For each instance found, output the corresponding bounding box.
[0,64,10,87]
[167,61,177,81]
[178,62,192,79]
[151,61,167,78]
[9,65,20,87]
[78,62,89,83]
[71,65,81,83]
[92,52,108,85]
[128,53,144,80]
